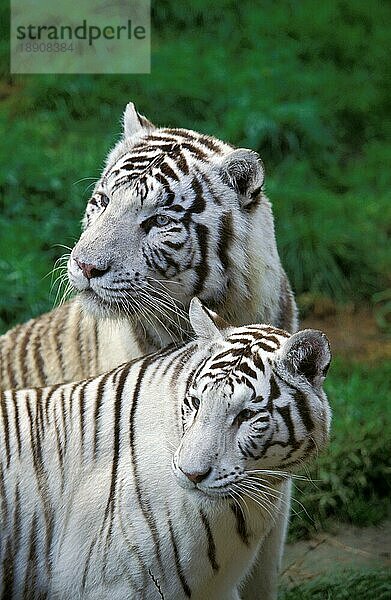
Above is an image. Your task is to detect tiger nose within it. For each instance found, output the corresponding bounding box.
[181,467,211,484]
[75,259,109,280]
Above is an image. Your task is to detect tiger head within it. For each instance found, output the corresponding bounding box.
[172,298,331,499]
[68,102,286,345]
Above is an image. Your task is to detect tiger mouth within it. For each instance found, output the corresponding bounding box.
[80,288,139,315]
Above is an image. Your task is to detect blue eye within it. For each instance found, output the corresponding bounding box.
[141,214,172,233]
[155,214,171,226]
[191,396,200,411]
[100,193,110,207]
[234,408,256,427]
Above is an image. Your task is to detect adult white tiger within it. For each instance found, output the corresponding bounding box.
[0,102,297,390]
[0,299,331,600]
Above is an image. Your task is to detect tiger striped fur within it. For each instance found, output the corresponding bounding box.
[0,299,331,600]
[0,102,297,390]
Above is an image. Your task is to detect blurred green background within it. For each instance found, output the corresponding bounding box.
[0,1,390,597]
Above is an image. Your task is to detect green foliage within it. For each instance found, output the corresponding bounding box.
[0,0,390,330]
[289,359,391,540]
[279,569,391,600]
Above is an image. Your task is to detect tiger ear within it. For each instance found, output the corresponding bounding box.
[122,102,155,138]
[276,330,331,389]
[219,148,264,208]
[189,298,231,340]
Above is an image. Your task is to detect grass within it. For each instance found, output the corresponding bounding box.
[289,359,391,541]
[279,569,391,600]
[0,0,390,331]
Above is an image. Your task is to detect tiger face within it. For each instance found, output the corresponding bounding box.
[67,103,267,340]
[172,299,331,499]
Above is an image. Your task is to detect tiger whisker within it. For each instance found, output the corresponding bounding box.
[238,480,304,521]
[142,282,188,320]
[228,489,249,521]
[245,469,311,482]
[242,475,314,522]
[140,287,188,325]
[233,482,277,524]
[52,243,74,251]
[134,289,188,343]
[232,486,251,517]
[117,290,148,341]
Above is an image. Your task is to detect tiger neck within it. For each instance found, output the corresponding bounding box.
[85,269,286,360]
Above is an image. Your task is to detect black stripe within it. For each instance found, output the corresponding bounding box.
[181,142,208,161]
[129,352,175,570]
[10,389,22,458]
[92,370,116,459]
[252,352,265,373]
[193,223,209,296]
[167,514,192,597]
[217,211,233,270]
[199,509,219,572]
[0,462,8,523]
[237,361,258,379]
[160,161,179,181]
[255,341,275,352]
[190,176,206,213]
[53,402,65,476]
[78,380,89,456]
[1,537,14,598]
[294,390,315,433]
[18,320,35,388]
[0,392,11,468]
[53,306,68,380]
[81,539,95,591]
[164,240,185,250]
[231,502,250,546]
[276,405,300,451]
[175,152,189,175]
[103,364,131,529]
[44,383,62,426]
[199,135,223,153]
[32,324,46,385]
[23,512,39,597]
[268,374,281,406]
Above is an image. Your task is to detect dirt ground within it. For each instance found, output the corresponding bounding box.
[302,306,391,362]
[282,520,391,586]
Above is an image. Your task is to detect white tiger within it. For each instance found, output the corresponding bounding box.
[0,299,331,600]
[0,101,297,390]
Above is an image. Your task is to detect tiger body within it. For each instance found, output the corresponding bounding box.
[0,300,331,599]
[0,102,297,390]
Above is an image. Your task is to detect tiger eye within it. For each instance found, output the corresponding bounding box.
[234,408,256,427]
[191,396,200,411]
[100,194,110,207]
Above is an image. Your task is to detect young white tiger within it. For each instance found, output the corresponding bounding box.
[0,102,297,391]
[0,299,331,600]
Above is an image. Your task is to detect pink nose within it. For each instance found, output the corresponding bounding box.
[181,468,211,484]
[75,259,108,280]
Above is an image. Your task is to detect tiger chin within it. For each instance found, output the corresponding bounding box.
[0,299,331,600]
